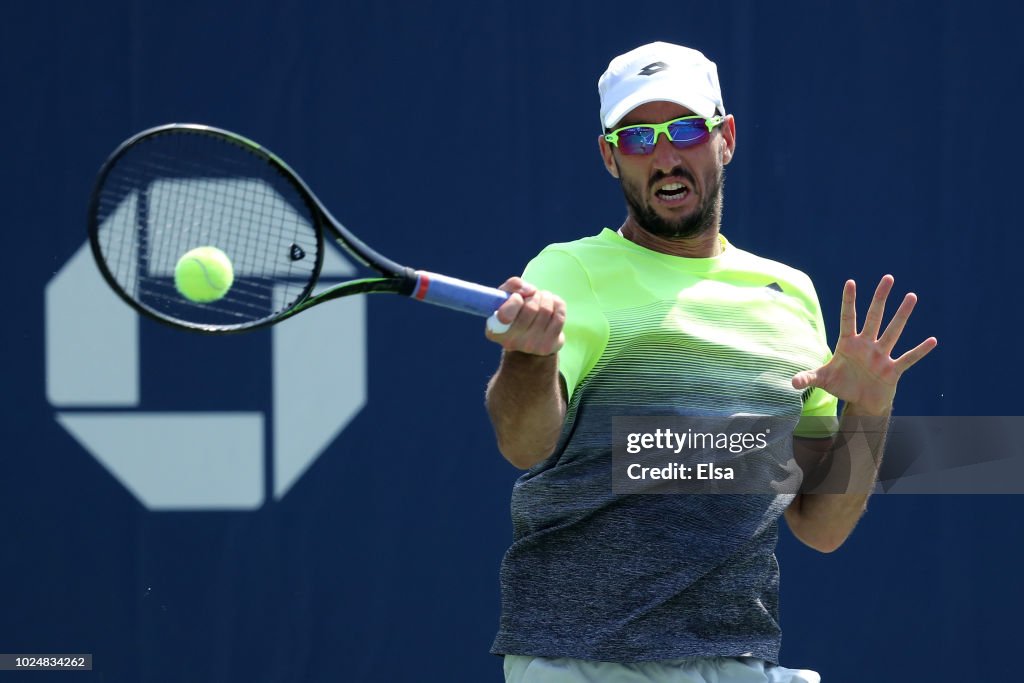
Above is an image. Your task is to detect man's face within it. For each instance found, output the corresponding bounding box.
[599,102,736,240]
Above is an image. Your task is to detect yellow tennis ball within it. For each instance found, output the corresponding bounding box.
[174,246,234,303]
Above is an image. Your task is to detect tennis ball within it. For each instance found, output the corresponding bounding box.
[174,246,234,303]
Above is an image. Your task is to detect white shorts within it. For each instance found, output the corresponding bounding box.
[503,655,821,683]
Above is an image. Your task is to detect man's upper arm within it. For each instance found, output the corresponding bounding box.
[521,248,607,401]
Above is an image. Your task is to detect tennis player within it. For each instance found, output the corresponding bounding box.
[484,41,936,683]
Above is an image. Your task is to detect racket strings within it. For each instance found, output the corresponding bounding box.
[93,130,322,328]
[100,174,306,317]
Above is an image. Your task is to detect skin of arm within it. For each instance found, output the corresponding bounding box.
[484,278,568,469]
[786,403,891,553]
[784,275,937,553]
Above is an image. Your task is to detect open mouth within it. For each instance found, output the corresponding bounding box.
[654,181,691,205]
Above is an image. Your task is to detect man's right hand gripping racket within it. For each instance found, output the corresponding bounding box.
[88,123,510,333]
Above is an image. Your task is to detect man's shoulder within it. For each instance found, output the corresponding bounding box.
[534,230,617,260]
[524,231,622,282]
[724,241,817,293]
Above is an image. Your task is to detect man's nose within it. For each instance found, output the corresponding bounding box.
[649,133,683,172]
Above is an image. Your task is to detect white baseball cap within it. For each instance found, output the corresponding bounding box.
[598,42,725,129]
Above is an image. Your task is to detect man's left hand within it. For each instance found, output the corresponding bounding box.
[791,275,938,415]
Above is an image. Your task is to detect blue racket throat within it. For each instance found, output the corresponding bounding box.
[412,271,509,317]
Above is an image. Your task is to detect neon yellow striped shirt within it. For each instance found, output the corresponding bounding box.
[492,229,839,662]
[523,228,837,436]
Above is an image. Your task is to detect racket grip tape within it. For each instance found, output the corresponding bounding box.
[412,271,509,317]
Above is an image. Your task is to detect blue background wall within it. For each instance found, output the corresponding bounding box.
[3,1,1022,680]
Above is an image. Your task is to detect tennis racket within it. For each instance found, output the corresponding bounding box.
[88,123,509,333]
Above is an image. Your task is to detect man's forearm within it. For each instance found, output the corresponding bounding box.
[486,351,566,469]
[788,404,891,552]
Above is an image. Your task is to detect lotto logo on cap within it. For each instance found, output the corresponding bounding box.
[598,42,725,129]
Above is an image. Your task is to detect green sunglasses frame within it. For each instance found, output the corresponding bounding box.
[604,115,726,153]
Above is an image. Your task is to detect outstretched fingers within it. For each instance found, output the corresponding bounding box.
[861,274,894,339]
[838,279,858,339]
[876,291,917,353]
[869,280,938,373]
[894,336,938,373]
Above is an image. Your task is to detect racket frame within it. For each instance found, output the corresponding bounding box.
[88,123,423,333]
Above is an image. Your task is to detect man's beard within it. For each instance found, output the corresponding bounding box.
[619,163,724,240]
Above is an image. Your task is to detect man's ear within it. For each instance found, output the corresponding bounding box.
[720,114,737,165]
[598,135,619,178]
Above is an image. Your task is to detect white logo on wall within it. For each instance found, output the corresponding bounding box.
[45,236,365,511]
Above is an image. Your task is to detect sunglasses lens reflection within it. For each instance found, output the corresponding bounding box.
[615,119,711,155]
[618,127,656,155]
[667,121,708,147]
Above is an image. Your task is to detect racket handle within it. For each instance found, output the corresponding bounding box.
[411,270,509,317]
